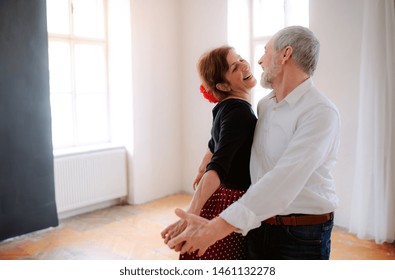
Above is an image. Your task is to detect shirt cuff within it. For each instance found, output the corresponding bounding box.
[219,201,261,236]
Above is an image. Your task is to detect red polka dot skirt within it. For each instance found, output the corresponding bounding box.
[180,185,247,260]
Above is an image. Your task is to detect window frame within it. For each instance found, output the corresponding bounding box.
[47,0,111,149]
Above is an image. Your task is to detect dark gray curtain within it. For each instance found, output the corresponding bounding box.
[0,0,58,241]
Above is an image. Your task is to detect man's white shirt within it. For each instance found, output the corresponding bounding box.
[220,78,341,235]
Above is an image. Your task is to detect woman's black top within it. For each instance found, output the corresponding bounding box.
[205,98,257,191]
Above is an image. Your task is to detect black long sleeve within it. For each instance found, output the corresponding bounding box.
[206,99,257,191]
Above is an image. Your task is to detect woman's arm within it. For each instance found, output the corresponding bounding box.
[161,169,220,245]
[188,170,220,215]
[161,150,216,243]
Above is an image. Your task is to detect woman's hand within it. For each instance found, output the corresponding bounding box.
[192,149,213,190]
[161,219,188,251]
[192,170,204,190]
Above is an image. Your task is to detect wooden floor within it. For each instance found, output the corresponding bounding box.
[0,193,394,260]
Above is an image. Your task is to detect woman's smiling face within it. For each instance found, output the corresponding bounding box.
[224,49,257,93]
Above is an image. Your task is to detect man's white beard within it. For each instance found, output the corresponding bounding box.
[260,72,273,89]
[260,59,281,89]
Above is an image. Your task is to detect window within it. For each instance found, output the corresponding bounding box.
[228,0,309,109]
[46,0,110,149]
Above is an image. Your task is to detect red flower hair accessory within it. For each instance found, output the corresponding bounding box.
[200,84,219,103]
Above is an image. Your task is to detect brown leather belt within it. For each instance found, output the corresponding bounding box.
[264,212,334,226]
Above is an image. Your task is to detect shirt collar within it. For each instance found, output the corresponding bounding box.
[283,77,313,107]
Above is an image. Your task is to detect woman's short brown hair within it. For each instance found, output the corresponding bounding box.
[197,46,233,101]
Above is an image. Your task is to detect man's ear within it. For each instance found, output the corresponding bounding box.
[282,46,293,64]
[216,83,231,92]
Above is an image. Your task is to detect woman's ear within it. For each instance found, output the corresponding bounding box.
[216,83,231,92]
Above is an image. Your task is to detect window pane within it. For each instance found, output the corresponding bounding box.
[46,0,70,34]
[227,0,250,58]
[73,0,105,39]
[50,94,74,148]
[253,0,284,37]
[252,42,272,108]
[48,41,72,93]
[74,44,107,94]
[76,94,109,145]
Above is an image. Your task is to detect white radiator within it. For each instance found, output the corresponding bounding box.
[54,147,128,218]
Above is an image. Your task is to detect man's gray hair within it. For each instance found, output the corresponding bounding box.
[273,26,320,76]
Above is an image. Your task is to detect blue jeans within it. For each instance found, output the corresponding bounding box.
[246,219,334,260]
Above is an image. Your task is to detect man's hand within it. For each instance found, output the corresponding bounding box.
[167,208,236,256]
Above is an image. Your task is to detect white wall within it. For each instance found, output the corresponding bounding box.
[310,0,363,228]
[129,0,183,204]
